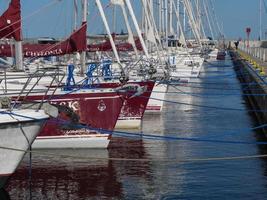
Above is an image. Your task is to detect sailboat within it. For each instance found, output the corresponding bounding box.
[0,81,52,189]
[0,0,55,189]
[91,0,168,114]
[0,0,132,148]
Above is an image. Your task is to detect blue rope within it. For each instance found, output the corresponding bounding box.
[3,109,267,146]
[140,95,267,113]
[159,81,265,91]
[166,89,267,97]
[47,118,267,146]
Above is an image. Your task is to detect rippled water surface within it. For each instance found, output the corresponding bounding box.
[4,56,267,199]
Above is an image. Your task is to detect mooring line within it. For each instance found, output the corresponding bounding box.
[43,118,267,146]
[1,145,267,164]
[140,95,267,113]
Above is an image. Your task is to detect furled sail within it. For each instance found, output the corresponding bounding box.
[0,22,87,57]
[0,0,21,41]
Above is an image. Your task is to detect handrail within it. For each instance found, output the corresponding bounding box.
[8,69,65,111]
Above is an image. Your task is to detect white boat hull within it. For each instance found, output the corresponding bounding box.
[0,109,48,188]
[146,83,168,113]
[32,134,110,149]
[115,117,141,129]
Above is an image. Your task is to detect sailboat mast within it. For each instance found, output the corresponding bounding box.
[169,0,173,35]
[183,1,186,38]
[159,0,162,36]
[112,5,116,33]
[15,41,23,70]
[165,0,168,46]
[80,0,87,76]
[260,0,262,40]
[124,0,149,58]
[119,3,139,57]
[95,0,121,63]
[177,0,180,38]
[73,0,78,30]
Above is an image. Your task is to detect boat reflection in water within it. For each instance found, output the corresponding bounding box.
[6,138,151,199]
[0,189,10,200]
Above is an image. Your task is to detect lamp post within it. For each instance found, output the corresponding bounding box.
[246,27,251,48]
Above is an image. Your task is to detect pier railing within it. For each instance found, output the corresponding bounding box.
[237,41,267,62]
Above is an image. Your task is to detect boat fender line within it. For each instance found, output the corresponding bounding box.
[53,104,79,124]
[115,83,147,99]
[41,103,59,118]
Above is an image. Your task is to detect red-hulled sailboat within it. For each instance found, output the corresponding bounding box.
[0,0,154,148]
[0,0,126,149]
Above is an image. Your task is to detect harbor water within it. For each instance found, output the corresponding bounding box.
[4,56,267,199]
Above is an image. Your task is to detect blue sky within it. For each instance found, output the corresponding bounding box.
[0,0,265,40]
[214,0,264,40]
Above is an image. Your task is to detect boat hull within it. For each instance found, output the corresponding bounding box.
[146,83,168,113]
[25,91,124,149]
[32,133,110,149]
[115,117,141,129]
[0,110,48,189]
[90,81,155,129]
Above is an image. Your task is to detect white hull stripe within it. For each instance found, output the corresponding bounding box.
[37,135,110,140]
[48,95,123,102]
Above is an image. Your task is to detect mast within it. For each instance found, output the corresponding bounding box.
[169,0,173,35]
[112,4,117,33]
[124,0,149,58]
[164,0,168,46]
[15,41,23,70]
[144,1,148,48]
[203,0,214,40]
[161,0,164,36]
[80,0,87,76]
[260,0,262,40]
[177,0,180,38]
[118,2,139,57]
[183,1,186,38]
[171,0,186,46]
[73,0,78,30]
[159,0,162,36]
[196,0,200,36]
[95,0,121,63]
[183,0,201,45]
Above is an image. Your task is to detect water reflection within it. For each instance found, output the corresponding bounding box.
[0,189,10,200]
[6,138,153,199]
[6,149,122,199]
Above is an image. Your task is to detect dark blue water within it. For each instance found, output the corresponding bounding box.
[4,56,267,199]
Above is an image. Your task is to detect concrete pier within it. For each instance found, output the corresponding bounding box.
[230,49,267,132]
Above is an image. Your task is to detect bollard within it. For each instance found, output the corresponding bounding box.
[260,66,266,75]
[260,48,263,60]
[264,49,267,62]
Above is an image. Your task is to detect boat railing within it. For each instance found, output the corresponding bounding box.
[0,68,65,111]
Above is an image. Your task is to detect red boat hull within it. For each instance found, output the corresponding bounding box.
[92,81,155,121]
[25,91,124,137]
